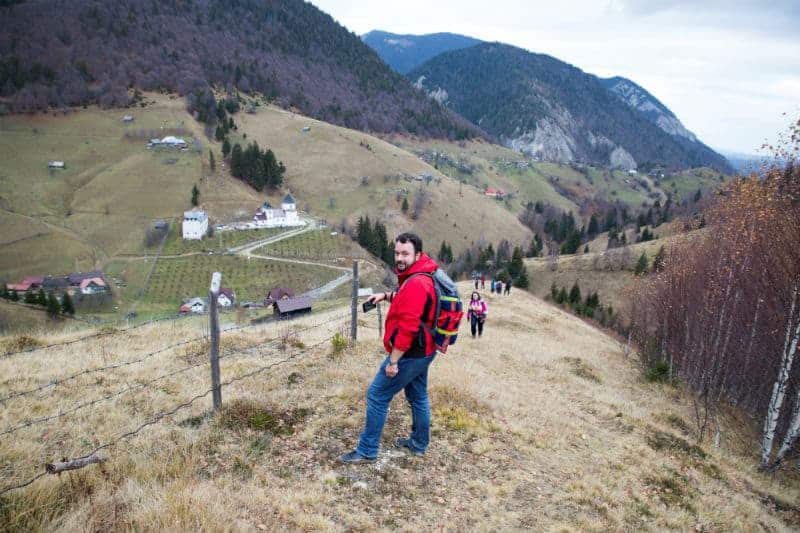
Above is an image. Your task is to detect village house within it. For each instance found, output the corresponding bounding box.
[217,288,235,308]
[252,193,302,228]
[48,161,66,169]
[180,297,207,314]
[147,136,188,150]
[273,296,313,318]
[484,187,505,198]
[122,115,134,123]
[182,210,208,240]
[6,276,44,293]
[79,277,108,295]
[264,287,294,306]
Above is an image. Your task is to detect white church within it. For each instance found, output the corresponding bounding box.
[252,192,304,228]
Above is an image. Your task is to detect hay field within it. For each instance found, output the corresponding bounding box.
[0,283,796,530]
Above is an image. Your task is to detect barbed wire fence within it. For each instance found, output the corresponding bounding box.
[0,264,370,497]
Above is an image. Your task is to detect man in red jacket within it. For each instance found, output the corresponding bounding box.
[341,232,439,463]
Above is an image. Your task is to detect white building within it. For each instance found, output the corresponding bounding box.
[252,192,303,228]
[182,210,208,240]
[148,136,188,149]
[48,161,66,169]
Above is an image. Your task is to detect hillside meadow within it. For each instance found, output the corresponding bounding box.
[0,283,797,530]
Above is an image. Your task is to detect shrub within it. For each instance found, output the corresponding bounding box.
[646,361,671,383]
[331,332,348,356]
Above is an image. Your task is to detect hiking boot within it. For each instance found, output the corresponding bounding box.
[395,437,425,456]
[339,451,376,464]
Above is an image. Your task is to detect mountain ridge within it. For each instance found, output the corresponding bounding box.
[361,30,483,74]
[408,42,732,172]
[0,0,478,139]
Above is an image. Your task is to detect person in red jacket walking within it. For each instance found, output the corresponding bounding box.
[341,232,439,463]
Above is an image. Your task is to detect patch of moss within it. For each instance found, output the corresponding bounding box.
[218,399,310,436]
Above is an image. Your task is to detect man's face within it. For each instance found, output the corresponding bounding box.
[394,241,419,272]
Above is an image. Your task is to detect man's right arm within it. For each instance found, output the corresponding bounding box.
[368,291,395,304]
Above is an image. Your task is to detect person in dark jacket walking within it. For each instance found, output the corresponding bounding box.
[341,232,439,463]
[504,280,511,295]
[467,291,487,338]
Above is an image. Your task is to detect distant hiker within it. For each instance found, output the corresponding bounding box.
[480,275,486,289]
[341,232,439,463]
[490,279,496,293]
[468,292,487,338]
[496,281,503,294]
[474,277,479,290]
[504,281,511,295]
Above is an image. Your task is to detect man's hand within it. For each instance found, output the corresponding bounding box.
[368,292,388,305]
[385,362,399,378]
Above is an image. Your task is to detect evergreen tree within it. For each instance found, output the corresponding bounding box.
[46,292,60,318]
[24,290,38,304]
[634,252,649,275]
[222,138,231,159]
[230,143,243,176]
[214,125,224,141]
[438,241,449,263]
[401,197,409,213]
[584,244,589,253]
[569,282,581,305]
[527,236,540,258]
[37,288,47,306]
[61,292,75,315]
[557,286,568,304]
[560,229,581,254]
[694,188,702,203]
[516,264,529,288]
[209,150,216,172]
[9,289,19,302]
[509,246,524,279]
[550,282,558,301]
[0,286,7,299]
[191,184,200,207]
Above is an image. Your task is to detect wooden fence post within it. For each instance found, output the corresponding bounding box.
[209,271,222,410]
[350,261,358,342]
[377,301,383,338]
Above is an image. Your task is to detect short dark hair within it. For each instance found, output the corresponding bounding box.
[395,232,423,254]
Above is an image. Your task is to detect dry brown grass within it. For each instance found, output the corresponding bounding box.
[0,283,798,530]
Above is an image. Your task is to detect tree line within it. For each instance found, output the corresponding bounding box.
[0,287,74,318]
[629,153,800,471]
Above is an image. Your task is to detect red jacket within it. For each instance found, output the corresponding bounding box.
[383,253,438,357]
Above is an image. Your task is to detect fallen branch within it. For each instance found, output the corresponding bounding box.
[46,453,106,474]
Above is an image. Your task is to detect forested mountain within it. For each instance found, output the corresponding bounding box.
[0,0,478,138]
[410,43,731,171]
[362,30,482,74]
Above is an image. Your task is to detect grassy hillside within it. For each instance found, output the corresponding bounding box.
[0,285,797,529]
[230,103,532,253]
[525,225,698,318]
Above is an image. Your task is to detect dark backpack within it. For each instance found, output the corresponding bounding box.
[409,269,464,354]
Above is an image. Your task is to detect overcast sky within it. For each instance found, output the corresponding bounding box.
[311,0,799,155]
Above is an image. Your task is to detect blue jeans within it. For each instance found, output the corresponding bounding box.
[356,355,436,458]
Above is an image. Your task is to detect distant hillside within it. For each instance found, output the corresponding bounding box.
[0,0,477,139]
[362,30,482,74]
[410,43,732,172]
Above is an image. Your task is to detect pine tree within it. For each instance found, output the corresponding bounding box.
[24,290,37,304]
[209,150,216,172]
[588,214,599,236]
[550,282,558,301]
[61,292,75,315]
[0,286,7,299]
[37,288,47,306]
[634,252,649,275]
[9,290,19,302]
[46,293,60,318]
[222,138,231,159]
[230,143,243,176]
[516,265,530,288]
[191,184,200,207]
[569,282,581,305]
[401,197,409,213]
[509,246,524,279]
[438,241,449,263]
[557,286,568,304]
[584,244,589,253]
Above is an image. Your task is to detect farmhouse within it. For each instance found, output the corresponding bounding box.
[180,297,207,314]
[484,187,505,198]
[273,296,313,318]
[6,276,44,293]
[79,278,108,295]
[48,161,65,169]
[147,136,188,150]
[252,193,302,228]
[217,288,235,308]
[182,210,208,240]
[122,115,134,123]
[264,287,294,306]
